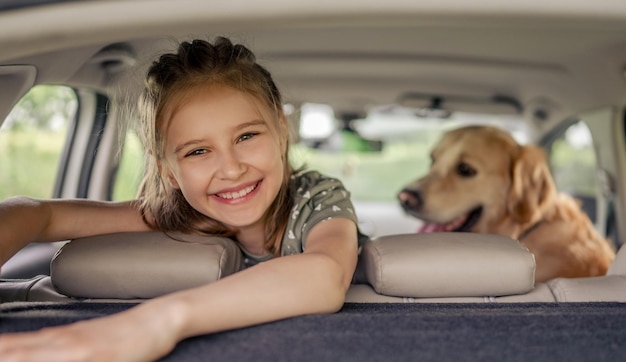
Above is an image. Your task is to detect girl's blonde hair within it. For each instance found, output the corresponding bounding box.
[137,37,294,255]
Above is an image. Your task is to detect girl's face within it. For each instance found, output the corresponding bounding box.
[162,85,285,240]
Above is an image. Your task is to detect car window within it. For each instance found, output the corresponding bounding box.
[108,102,532,205]
[0,85,77,200]
[547,121,598,220]
[290,103,530,203]
[111,127,144,201]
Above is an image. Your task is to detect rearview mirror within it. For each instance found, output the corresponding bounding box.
[398,92,523,117]
[298,103,383,153]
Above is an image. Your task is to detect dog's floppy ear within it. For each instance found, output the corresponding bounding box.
[507,145,556,223]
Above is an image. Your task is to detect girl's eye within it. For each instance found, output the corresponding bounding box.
[237,132,258,143]
[185,149,207,157]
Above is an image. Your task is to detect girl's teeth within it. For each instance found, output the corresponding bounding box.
[218,184,256,199]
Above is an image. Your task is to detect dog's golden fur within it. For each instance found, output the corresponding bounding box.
[398,125,615,282]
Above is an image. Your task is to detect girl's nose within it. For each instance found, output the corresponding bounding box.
[217,148,246,180]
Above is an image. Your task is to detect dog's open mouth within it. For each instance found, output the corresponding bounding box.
[418,206,483,233]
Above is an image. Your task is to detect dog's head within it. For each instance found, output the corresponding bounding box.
[398,125,556,236]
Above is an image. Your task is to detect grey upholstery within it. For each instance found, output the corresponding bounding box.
[345,283,558,303]
[346,241,626,303]
[0,275,69,302]
[545,275,626,302]
[607,244,626,275]
[357,233,536,298]
[50,232,243,299]
[3,233,625,303]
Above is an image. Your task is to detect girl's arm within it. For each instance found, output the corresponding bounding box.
[0,218,359,362]
[172,217,359,336]
[0,196,150,265]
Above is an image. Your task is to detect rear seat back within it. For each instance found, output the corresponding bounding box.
[347,237,626,303]
[2,233,625,303]
[354,232,536,298]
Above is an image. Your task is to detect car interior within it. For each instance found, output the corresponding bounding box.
[1,1,626,360]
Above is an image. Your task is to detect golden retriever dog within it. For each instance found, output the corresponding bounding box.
[398,125,615,283]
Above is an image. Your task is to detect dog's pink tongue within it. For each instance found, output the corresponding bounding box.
[418,222,447,233]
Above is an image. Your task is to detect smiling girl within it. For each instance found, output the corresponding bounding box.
[0,37,368,361]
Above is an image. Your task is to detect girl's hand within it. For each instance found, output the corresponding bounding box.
[0,303,180,362]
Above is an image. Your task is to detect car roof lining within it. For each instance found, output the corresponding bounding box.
[1,1,626,134]
[0,65,36,122]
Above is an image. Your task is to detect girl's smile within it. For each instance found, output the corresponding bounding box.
[212,180,261,203]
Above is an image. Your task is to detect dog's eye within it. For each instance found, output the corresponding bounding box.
[457,162,477,177]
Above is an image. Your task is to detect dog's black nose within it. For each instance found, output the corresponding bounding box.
[398,189,423,211]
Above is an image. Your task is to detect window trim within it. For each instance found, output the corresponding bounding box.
[52,88,80,198]
[76,93,108,198]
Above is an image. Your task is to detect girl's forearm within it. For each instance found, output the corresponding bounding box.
[0,196,149,265]
[42,198,150,240]
[146,252,347,341]
[0,196,51,265]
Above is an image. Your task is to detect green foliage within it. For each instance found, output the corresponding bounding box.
[0,85,76,200]
[3,86,76,131]
[0,85,598,204]
[0,129,66,199]
[112,131,145,201]
[550,138,597,196]
[291,133,440,201]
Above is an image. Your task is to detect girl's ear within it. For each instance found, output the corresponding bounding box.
[159,162,180,189]
[167,172,180,189]
[281,114,290,152]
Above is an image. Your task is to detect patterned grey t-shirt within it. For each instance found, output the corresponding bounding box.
[241,170,369,266]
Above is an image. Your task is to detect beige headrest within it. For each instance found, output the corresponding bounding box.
[359,232,536,298]
[50,232,243,299]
